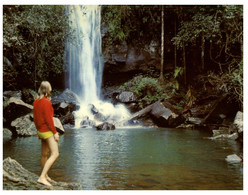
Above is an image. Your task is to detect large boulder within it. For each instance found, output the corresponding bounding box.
[3,157,82,190]
[96,122,115,130]
[52,89,78,121]
[3,90,22,101]
[150,101,185,127]
[131,100,185,128]
[227,111,243,142]
[52,88,79,105]
[233,111,243,134]
[11,114,36,136]
[10,114,65,136]
[3,97,33,127]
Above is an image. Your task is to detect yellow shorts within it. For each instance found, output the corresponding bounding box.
[37,131,53,140]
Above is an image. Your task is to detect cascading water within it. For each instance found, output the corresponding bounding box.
[65,5,131,128]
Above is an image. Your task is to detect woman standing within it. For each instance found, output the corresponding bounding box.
[33,81,60,186]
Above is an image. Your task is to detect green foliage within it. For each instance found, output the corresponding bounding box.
[203,59,243,105]
[171,5,242,106]
[102,5,161,51]
[174,67,184,78]
[225,60,243,104]
[3,56,18,89]
[3,5,71,89]
[119,76,166,108]
[173,67,184,90]
[172,5,242,54]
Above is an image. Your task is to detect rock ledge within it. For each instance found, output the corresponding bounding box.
[3,157,82,190]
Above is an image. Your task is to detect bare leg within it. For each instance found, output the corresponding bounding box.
[38,136,59,186]
[41,140,52,181]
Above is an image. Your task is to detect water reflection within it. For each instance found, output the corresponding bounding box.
[3,128,243,190]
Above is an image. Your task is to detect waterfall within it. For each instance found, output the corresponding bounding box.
[65,5,131,128]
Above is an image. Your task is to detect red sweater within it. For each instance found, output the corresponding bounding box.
[33,97,57,134]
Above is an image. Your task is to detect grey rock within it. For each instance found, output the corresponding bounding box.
[3,97,33,126]
[3,91,22,101]
[60,112,75,125]
[187,117,202,125]
[3,128,12,141]
[55,102,77,117]
[52,90,78,121]
[3,157,82,190]
[104,42,161,75]
[10,114,64,136]
[11,114,36,136]
[52,88,79,104]
[225,154,242,164]
[130,100,185,128]
[150,101,185,127]
[96,122,115,130]
[233,111,243,134]
[53,117,65,134]
[116,91,137,103]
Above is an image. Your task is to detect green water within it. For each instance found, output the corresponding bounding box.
[3,127,243,190]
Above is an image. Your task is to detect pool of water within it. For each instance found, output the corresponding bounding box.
[3,127,243,190]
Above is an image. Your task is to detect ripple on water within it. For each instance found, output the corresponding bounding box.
[3,128,243,190]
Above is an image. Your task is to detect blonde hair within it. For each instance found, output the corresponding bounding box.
[37,81,52,100]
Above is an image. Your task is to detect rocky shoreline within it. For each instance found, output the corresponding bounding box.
[3,88,243,141]
[3,88,243,190]
[3,157,82,190]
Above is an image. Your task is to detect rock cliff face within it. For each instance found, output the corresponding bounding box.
[103,41,172,86]
[3,157,82,190]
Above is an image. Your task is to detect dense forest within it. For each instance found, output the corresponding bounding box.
[3,5,244,190]
[3,5,243,109]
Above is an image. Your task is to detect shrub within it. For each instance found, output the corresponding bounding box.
[120,76,166,107]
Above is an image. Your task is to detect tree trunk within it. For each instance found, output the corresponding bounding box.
[159,5,165,82]
[201,32,205,72]
[174,17,177,69]
[240,35,243,58]
[34,65,37,91]
[183,42,186,85]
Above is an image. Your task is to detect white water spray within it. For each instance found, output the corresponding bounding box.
[65,5,131,128]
